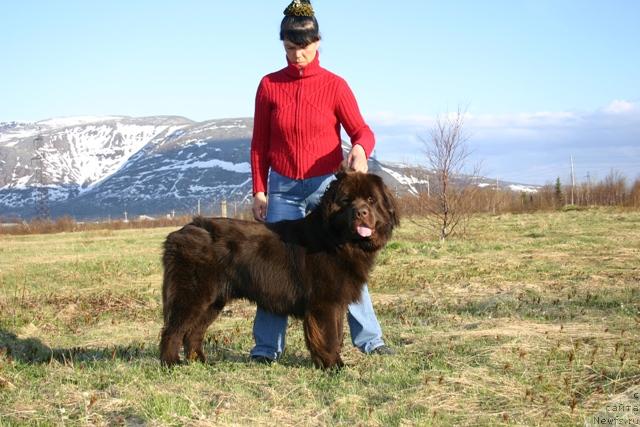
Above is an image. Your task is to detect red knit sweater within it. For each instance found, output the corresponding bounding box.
[250,53,375,194]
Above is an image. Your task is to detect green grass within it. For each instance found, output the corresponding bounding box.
[1,208,639,425]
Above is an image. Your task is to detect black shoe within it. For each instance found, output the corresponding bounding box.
[250,355,274,365]
[370,345,396,356]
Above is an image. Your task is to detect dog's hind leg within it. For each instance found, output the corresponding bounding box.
[183,300,224,363]
[160,324,186,367]
[160,298,206,367]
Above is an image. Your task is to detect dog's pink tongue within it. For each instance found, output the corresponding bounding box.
[357,226,373,237]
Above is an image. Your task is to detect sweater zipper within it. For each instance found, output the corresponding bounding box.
[296,67,303,177]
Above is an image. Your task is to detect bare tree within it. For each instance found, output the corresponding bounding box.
[417,108,480,241]
[630,178,640,208]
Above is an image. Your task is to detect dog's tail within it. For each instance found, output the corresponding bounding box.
[163,222,217,267]
[162,220,217,323]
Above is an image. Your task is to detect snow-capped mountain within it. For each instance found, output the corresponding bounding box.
[0,115,538,220]
[59,118,258,218]
[1,115,192,190]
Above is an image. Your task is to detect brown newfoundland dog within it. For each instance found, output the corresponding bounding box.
[160,171,399,369]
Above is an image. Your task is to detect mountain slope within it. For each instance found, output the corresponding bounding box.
[0,115,538,220]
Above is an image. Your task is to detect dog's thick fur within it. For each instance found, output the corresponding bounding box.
[160,171,399,369]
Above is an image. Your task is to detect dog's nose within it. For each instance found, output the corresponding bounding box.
[356,208,369,219]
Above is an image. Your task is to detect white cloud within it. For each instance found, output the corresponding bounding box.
[603,100,638,114]
[369,101,640,185]
[372,100,639,129]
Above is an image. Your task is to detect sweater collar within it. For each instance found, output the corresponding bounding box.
[284,51,322,78]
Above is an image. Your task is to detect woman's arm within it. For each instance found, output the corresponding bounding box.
[252,191,268,222]
[335,79,375,172]
[250,78,272,196]
[347,144,368,173]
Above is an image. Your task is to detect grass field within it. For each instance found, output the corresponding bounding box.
[1,209,639,426]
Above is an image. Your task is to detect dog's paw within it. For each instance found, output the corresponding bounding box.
[160,357,183,368]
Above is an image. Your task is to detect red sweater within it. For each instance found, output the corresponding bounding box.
[250,53,375,194]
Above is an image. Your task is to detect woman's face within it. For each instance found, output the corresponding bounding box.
[284,40,319,68]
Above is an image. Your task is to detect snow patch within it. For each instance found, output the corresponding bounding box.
[380,166,428,185]
[508,184,538,193]
[156,159,251,173]
[37,116,123,128]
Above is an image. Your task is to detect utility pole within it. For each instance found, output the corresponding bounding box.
[570,155,576,205]
[586,172,592,206]
[493,177,499,215]
[220,199,227,218]
[197,199,201,216]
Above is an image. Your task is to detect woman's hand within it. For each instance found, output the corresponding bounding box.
[252,192,268,222]
[347,144,368,173]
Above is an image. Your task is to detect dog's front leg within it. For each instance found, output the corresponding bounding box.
[303,304,345,370]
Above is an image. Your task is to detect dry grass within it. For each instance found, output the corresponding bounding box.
[0,208,639,425]
[0,215,194,236]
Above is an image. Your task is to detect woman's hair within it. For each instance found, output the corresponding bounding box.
[280,15,320,47]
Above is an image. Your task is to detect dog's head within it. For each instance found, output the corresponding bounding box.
[321,170,400,251]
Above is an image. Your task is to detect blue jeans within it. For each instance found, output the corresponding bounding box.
[250,170,385,360]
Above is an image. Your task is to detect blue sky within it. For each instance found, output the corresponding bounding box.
[1,0,639,184]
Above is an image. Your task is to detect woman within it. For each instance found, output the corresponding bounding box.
[249,0,394,363]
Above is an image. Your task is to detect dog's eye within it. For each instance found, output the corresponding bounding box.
[338,197,351,206]
[367,197,377,204]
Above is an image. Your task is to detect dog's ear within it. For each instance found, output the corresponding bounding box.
[380,180,400,228]
[335,160,355,180]
[320,178,342,223]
